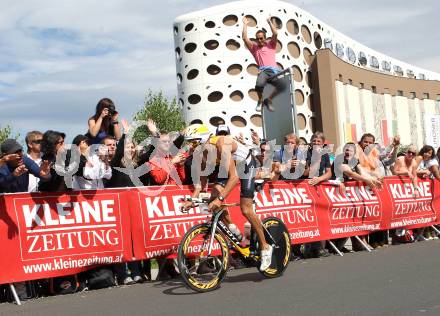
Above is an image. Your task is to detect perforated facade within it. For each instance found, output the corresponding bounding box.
[173,0,440,141]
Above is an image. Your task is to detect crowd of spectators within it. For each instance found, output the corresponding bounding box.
[1,97,440,301]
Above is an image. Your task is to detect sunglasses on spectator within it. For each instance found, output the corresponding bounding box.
[32,139,43,144]
[406,151,416,156]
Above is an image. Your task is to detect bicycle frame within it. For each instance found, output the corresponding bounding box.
[207,209,278,260]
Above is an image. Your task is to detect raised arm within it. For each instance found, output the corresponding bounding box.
[242,16,254,50]
[267,16,278,43]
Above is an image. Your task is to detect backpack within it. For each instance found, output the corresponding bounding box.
[50,275,79,295]
[85,268,116,290]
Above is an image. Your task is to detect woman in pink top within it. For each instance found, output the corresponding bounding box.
[242,16,284,112]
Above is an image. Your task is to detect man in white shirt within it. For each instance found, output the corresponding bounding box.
[25,131,43,192]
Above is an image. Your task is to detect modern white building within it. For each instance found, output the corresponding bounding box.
[173,0,440,145]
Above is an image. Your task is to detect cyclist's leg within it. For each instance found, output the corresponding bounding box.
[240,196,269,250]
[239,158,269,250]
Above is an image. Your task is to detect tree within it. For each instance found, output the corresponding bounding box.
[0,124,16,145]
[132,90,186,143]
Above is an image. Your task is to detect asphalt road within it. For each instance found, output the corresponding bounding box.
[2,240,440,316]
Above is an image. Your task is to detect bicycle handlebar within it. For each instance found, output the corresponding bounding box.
[180,197,240,211]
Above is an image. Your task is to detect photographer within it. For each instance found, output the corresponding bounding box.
[87,98,122,144]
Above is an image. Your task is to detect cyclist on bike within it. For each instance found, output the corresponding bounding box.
[182,124,273,271]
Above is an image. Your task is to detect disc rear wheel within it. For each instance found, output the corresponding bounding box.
[258,217,291,278]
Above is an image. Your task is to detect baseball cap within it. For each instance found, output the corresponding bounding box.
[216,124,231,136]
[1,139,23,155]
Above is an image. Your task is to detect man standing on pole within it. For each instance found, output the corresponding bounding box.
[242,16,283,112]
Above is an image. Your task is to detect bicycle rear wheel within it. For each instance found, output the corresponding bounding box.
[177,223,230,292]
[258,217,291,278]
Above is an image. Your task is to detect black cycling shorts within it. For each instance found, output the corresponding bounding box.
[215,157,257,199]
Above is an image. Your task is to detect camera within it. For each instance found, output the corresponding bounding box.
[106,104,116,116]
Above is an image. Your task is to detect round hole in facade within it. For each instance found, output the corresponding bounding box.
[276,62,284,70]
[188,94,201,105]
[313,32,322,49]
[226,39,240,50]
[223,14,238,26]
[227,64,242,75]
[309,117,316,131]
[230,90,244,101]
[297,113,306,130]
[307,95,315,112]
[287,42,300,58]
[292,65,303,82]
[250,114,262,127]
[207,64,221,75]
[184,43,197,53]
[271,16,282,29]
[303,47,313,65]
[231,115,247,127]
[245,15,257,27]
[295,89,304,105]
[208,91,223,102]
[204,39,219,50]
[185,23,194,32]
[306,71,312,88]
[287,19,299,35]
[178,98,184,107]
[187,69,199,80]
[177,73,182,84]
[190,119,203,125]
[301,25,312,44]
[173,26,178,35]
[209,116,225,127]
[175,47,181,59]
[205,21,215,28]
[276,40,282,53]
[247,64,259,76]
[248,89,259,101]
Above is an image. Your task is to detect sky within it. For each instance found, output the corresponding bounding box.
[1,0,439,143]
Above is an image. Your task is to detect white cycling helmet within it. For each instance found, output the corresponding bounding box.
[184,124,211,144]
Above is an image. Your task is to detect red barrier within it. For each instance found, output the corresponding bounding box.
[0,176,438,284]
[0,189,133,283]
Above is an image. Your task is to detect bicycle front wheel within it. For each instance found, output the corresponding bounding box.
[177,224,230,292]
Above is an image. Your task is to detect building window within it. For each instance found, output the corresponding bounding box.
[406,69,415,78]
[423,93,429,99]
[397,90,403,96]
[360,82,364,89]
[370,56,379,69]
[346,47,356,64]
[410,92,416,99]
[381,61,391,72]
[372,86,377,93]
[348,79,353,85]
[383,88,389,94]
[339,74,343,81]
[358,52,367,66]
[436,94,440,101]
[324,38,333,50]
[393,65,403,76]
[336,43,344,58]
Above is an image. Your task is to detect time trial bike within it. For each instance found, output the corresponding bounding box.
[177,194,291,292]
